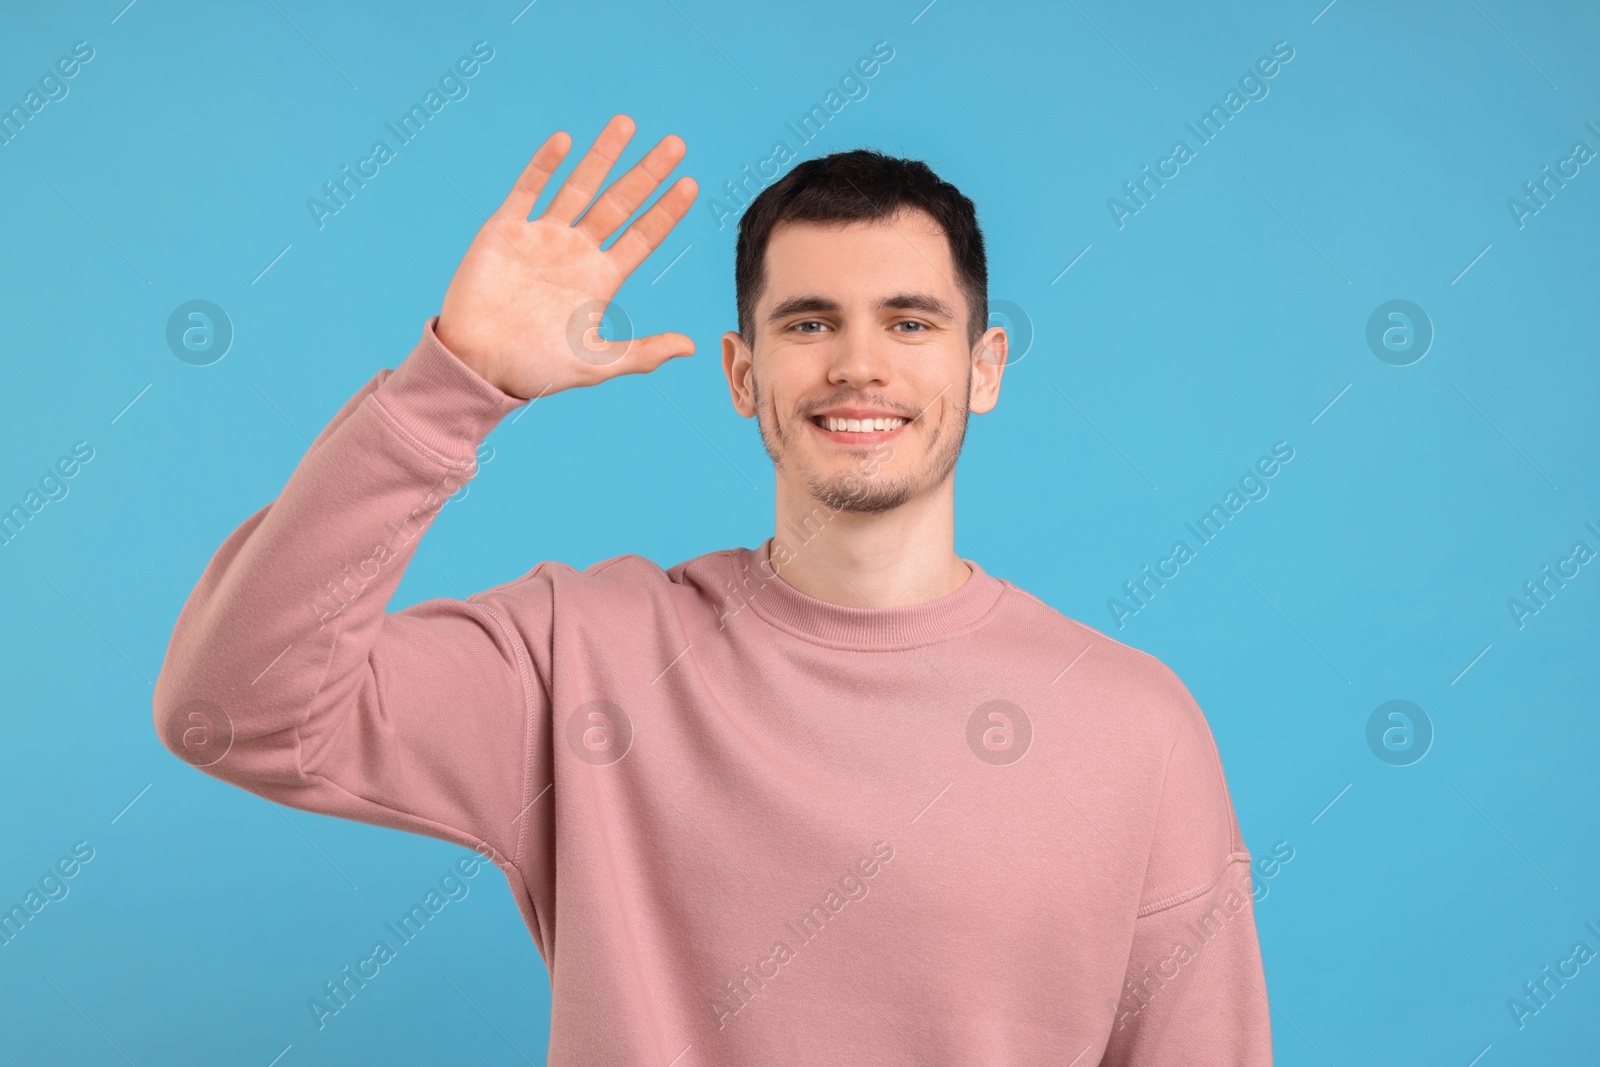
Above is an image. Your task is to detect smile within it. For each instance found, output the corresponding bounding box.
[809,414,910,441]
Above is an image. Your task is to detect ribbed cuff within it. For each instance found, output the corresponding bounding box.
[373,316,527,463]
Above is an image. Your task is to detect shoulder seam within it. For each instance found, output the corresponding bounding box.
[1135,851,1254,918]
[588,553,644,577]
[1002,583,1172,671]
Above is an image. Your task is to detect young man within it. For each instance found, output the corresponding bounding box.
[155,115,1271,1064]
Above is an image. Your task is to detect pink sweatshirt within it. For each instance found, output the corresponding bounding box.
[153,318,1272,1065]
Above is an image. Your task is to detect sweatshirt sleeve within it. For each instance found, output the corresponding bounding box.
[1100,665,1273,1065]
[152,317,542,871]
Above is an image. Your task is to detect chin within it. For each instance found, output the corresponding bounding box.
[807,472,918,515]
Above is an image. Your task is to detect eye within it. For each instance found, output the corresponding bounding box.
[894,320,929,333]
[790,320,829,334]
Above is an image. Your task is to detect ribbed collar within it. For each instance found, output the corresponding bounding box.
[726,538,1007,650]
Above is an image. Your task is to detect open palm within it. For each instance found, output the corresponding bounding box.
[437,115,698,400]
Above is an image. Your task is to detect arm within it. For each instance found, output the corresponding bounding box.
[1100,667,1273,1065]
[152,115,699,870]
[152,318,535,862]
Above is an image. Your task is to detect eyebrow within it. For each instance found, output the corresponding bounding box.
[764,292,958,325]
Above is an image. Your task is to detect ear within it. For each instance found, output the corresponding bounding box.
[969,324,1007,415]
[723,330,757,417]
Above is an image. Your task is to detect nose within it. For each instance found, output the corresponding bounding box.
[825,322,891,390]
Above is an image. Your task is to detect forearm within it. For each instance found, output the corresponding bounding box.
[152,318,525,786]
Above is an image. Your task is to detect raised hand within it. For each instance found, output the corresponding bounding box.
[436,114,698,400]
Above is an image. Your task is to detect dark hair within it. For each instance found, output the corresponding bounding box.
[735,149,988,351]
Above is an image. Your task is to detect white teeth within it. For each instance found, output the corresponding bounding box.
[822,416,906,433]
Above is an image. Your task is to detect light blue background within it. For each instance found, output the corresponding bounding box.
[1,0,1596,1063]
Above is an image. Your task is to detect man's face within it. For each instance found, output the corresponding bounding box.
[722,207,1006,515]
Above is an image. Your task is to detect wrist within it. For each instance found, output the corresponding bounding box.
[373,318,527,461]
[434,317,514,397]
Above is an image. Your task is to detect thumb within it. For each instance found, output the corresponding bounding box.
[588,331,697,379]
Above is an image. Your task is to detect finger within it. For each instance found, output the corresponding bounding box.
[604,176,699,278]
[542,114,636,225]
[574,133,687,245]
[495,131,573,221]
[590,331,697,379]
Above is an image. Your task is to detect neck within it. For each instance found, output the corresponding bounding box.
[767,475,971,609]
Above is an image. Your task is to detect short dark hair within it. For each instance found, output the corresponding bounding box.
[735,149,988,351]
